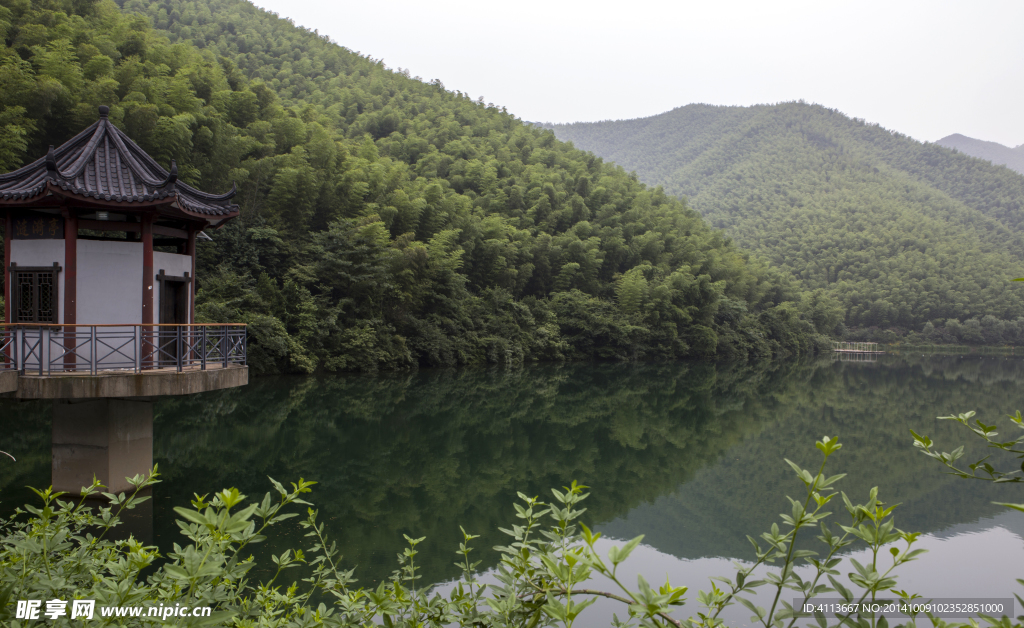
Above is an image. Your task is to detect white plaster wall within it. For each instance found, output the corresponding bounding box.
[76,241,144,368]
[77,240,143,325]
[9,240,66,323]
[9,241,194,369]
[153,251,193,323]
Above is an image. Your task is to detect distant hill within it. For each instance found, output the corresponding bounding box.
[936,134,1024,175]
[547,104,1024,329]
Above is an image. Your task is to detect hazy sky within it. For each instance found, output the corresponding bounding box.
[252,0,1023,147]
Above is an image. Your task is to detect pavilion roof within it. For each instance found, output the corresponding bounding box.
[0,106,238,222]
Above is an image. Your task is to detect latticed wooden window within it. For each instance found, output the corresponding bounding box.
[10,264,60,323]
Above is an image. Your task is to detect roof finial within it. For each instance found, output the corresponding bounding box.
[45,146,58,173]
[98,105,109,118]
[164,160,178,187]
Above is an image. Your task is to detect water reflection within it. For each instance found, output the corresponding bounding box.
[570,517,1024,628]
[1,355,1022,595]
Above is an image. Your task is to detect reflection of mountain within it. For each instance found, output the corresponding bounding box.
[598,356,1024,559]
[146,360,790,583]
[927,510,1024,542]
[1,356,1022,586]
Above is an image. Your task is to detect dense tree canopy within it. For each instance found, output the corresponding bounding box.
[0,0,828,372]
[548,104,1024,332]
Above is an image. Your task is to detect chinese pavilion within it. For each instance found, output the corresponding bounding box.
[0,106,248,500]
[0,105,238,328]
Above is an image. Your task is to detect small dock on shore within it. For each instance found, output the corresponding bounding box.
[833,342,885,354]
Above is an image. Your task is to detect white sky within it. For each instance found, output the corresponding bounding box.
[252,0,1024,147]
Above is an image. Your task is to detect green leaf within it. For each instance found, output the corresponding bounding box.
[163,564,190,580]
[173,507,211,527]
[994,501,1024,513]
[609,535,644,566]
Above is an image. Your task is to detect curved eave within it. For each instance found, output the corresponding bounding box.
[168,199,239,226]
[0,183,239,227]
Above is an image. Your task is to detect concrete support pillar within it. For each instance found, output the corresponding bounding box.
[51,398,153,495]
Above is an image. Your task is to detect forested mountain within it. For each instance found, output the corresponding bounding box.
[0,0,828,373]
[547,104,1024,331]
[936,133,1024,175]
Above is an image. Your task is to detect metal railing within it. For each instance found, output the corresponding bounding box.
[0,324,246,375]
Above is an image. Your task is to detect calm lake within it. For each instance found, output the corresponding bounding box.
[2,353,1023,625]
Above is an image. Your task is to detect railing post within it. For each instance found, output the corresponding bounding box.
[176,325,182,372]
[201,326,207,370]
[40,327,46,376]
[90,325,96,375]
[223,325,228,369]
[134,326,141,373]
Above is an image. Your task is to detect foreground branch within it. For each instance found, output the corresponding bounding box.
[565,587,683,628]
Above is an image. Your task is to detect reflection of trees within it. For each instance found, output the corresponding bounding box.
[148,360,793,584]
[0,402,52,509]
[1,355,1021,586]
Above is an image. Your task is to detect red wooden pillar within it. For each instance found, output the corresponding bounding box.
[3,212,10,324]
[61,209,78,369]
[141,214,154,325]
[3,212,8,368]
[184,227,197,366]
[141,214,154,368]
[61,209,77,326]
[186,227,196,324]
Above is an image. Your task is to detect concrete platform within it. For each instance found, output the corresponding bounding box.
[0,370,17,394]
[1,365,247,399]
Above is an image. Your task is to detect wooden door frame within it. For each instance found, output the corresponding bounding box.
[156,269,191,325]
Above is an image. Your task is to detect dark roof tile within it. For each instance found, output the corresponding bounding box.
[0,107,238,218]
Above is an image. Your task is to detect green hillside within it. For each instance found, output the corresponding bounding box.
[0,0,827,372]
[548,104,1024,331]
